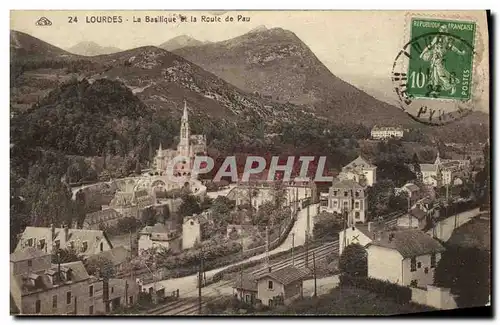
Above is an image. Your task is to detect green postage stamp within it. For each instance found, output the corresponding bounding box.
[406,18,476,101]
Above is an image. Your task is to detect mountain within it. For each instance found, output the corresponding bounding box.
[10,30,75,61]
[67,41,121,56]
[173,27,411,125]
[159,35,208,52]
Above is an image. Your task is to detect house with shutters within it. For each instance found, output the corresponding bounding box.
[320,178,368,224]
[10,248,102,315]
[233,274,258,305]
[255,265,309,307]
[366,230,445,288]
[396,207,428,230]
[14,225,113,258]
[340,156,377,187]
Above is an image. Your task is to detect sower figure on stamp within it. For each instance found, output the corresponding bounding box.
[419,24,466,97]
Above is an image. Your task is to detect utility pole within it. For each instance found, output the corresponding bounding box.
[240,234,244,300]
[292,232,295,266]
[198,247,203,315]
[408,194,412,229]
[305,229,309,268]
[313,251,317,298]
[342,208,347,253]
[265,225,270,268]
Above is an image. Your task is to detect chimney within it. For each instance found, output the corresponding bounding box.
[368,221,374,233]
[51,223,55,240]
[64,224,69,243]
[268,266,272,273]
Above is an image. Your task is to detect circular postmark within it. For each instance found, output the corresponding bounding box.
[392,30,476,126]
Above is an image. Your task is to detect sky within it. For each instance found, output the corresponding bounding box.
[10,10,490,111]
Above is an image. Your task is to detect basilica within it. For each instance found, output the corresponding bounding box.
[153,100,207,176]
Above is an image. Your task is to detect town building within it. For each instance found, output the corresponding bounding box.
[395,183,421,205]
[182,212,211,250]
[138,222,181,253]
[420,152,470,187]
[153,100,207,176]
[15,225,113,258]
[10,248,102,315]
[109,188,155,219]
[320,179,368,224]
[233,274,258,305]
[255,265,309,307]
[338,221,386,255]
[395,207,428,230]
[85,246,132,275]
[370,126,404,140]
[366,230,445,288]
[74,208,121,230]
[340,156,377,187]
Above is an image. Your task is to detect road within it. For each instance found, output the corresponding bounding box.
[427,207,481,242]
[153,203,319,299]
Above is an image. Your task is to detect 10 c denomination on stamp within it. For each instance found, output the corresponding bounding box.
[392,16,478,126]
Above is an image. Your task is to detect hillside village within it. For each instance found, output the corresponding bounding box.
[9,18,490,316]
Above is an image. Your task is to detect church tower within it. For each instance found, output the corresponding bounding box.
[155,143,165,172]
[178,100,191,158]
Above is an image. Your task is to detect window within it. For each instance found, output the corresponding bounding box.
[333,200,338,207]
[35,299,41,313]
[333,190,338,196]
[344,191,348,197]
[268,281,273,290]
[111,287,114,294]
[355,201,360,209]
[355,211,360,219]
[39,239,46,250]
[343,201,348,207]
[81,241,88,253]
[410,280,418,287]
[54,240,60,250]
[100,242,104,252]
[129,296,133,304]
[424,267,429,274]
[89,285,94,297]
[28,260,32,267]
[52,295,57,309]
[417,262,422,269]
[410,257,417,272]
[245,294,251,303]
[66,291,71,304]
[27,238,34,247]
[355,191,360,198]
[430,253,436,268]
[89,305,94,315]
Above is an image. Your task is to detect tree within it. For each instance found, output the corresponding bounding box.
[179,194,202,217]
[141,207,157,226]
[52,247,82,264]
[270,180,287,209]
[434,245,490,308]
[85,255,116,309]
[339,243,368,277]
[313,212,343,241]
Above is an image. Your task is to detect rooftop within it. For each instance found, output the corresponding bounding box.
[86,246,131,267]
[343,156,375,170]
[232,274,258,292]
[402,183,420,192]
[10,247,50,262]
[369,230,445,258]
[420,163,437,172]
[330,178,364,190]
[256,265,309,285]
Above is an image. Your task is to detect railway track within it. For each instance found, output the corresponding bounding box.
[161,241,339,315]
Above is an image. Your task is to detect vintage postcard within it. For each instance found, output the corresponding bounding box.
[10,10,491,316]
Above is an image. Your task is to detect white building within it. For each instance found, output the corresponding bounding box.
[371,126,404,140]
[138,223,181,253]
[338,221,386,255]
[182,212,211,250]
[420,152,470,187]
[340,156,377,187]
[366,230,445,288]
[320,178,368,224]
[15,225,113,258]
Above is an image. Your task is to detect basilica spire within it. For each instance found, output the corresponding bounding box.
[183,99,188,121]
